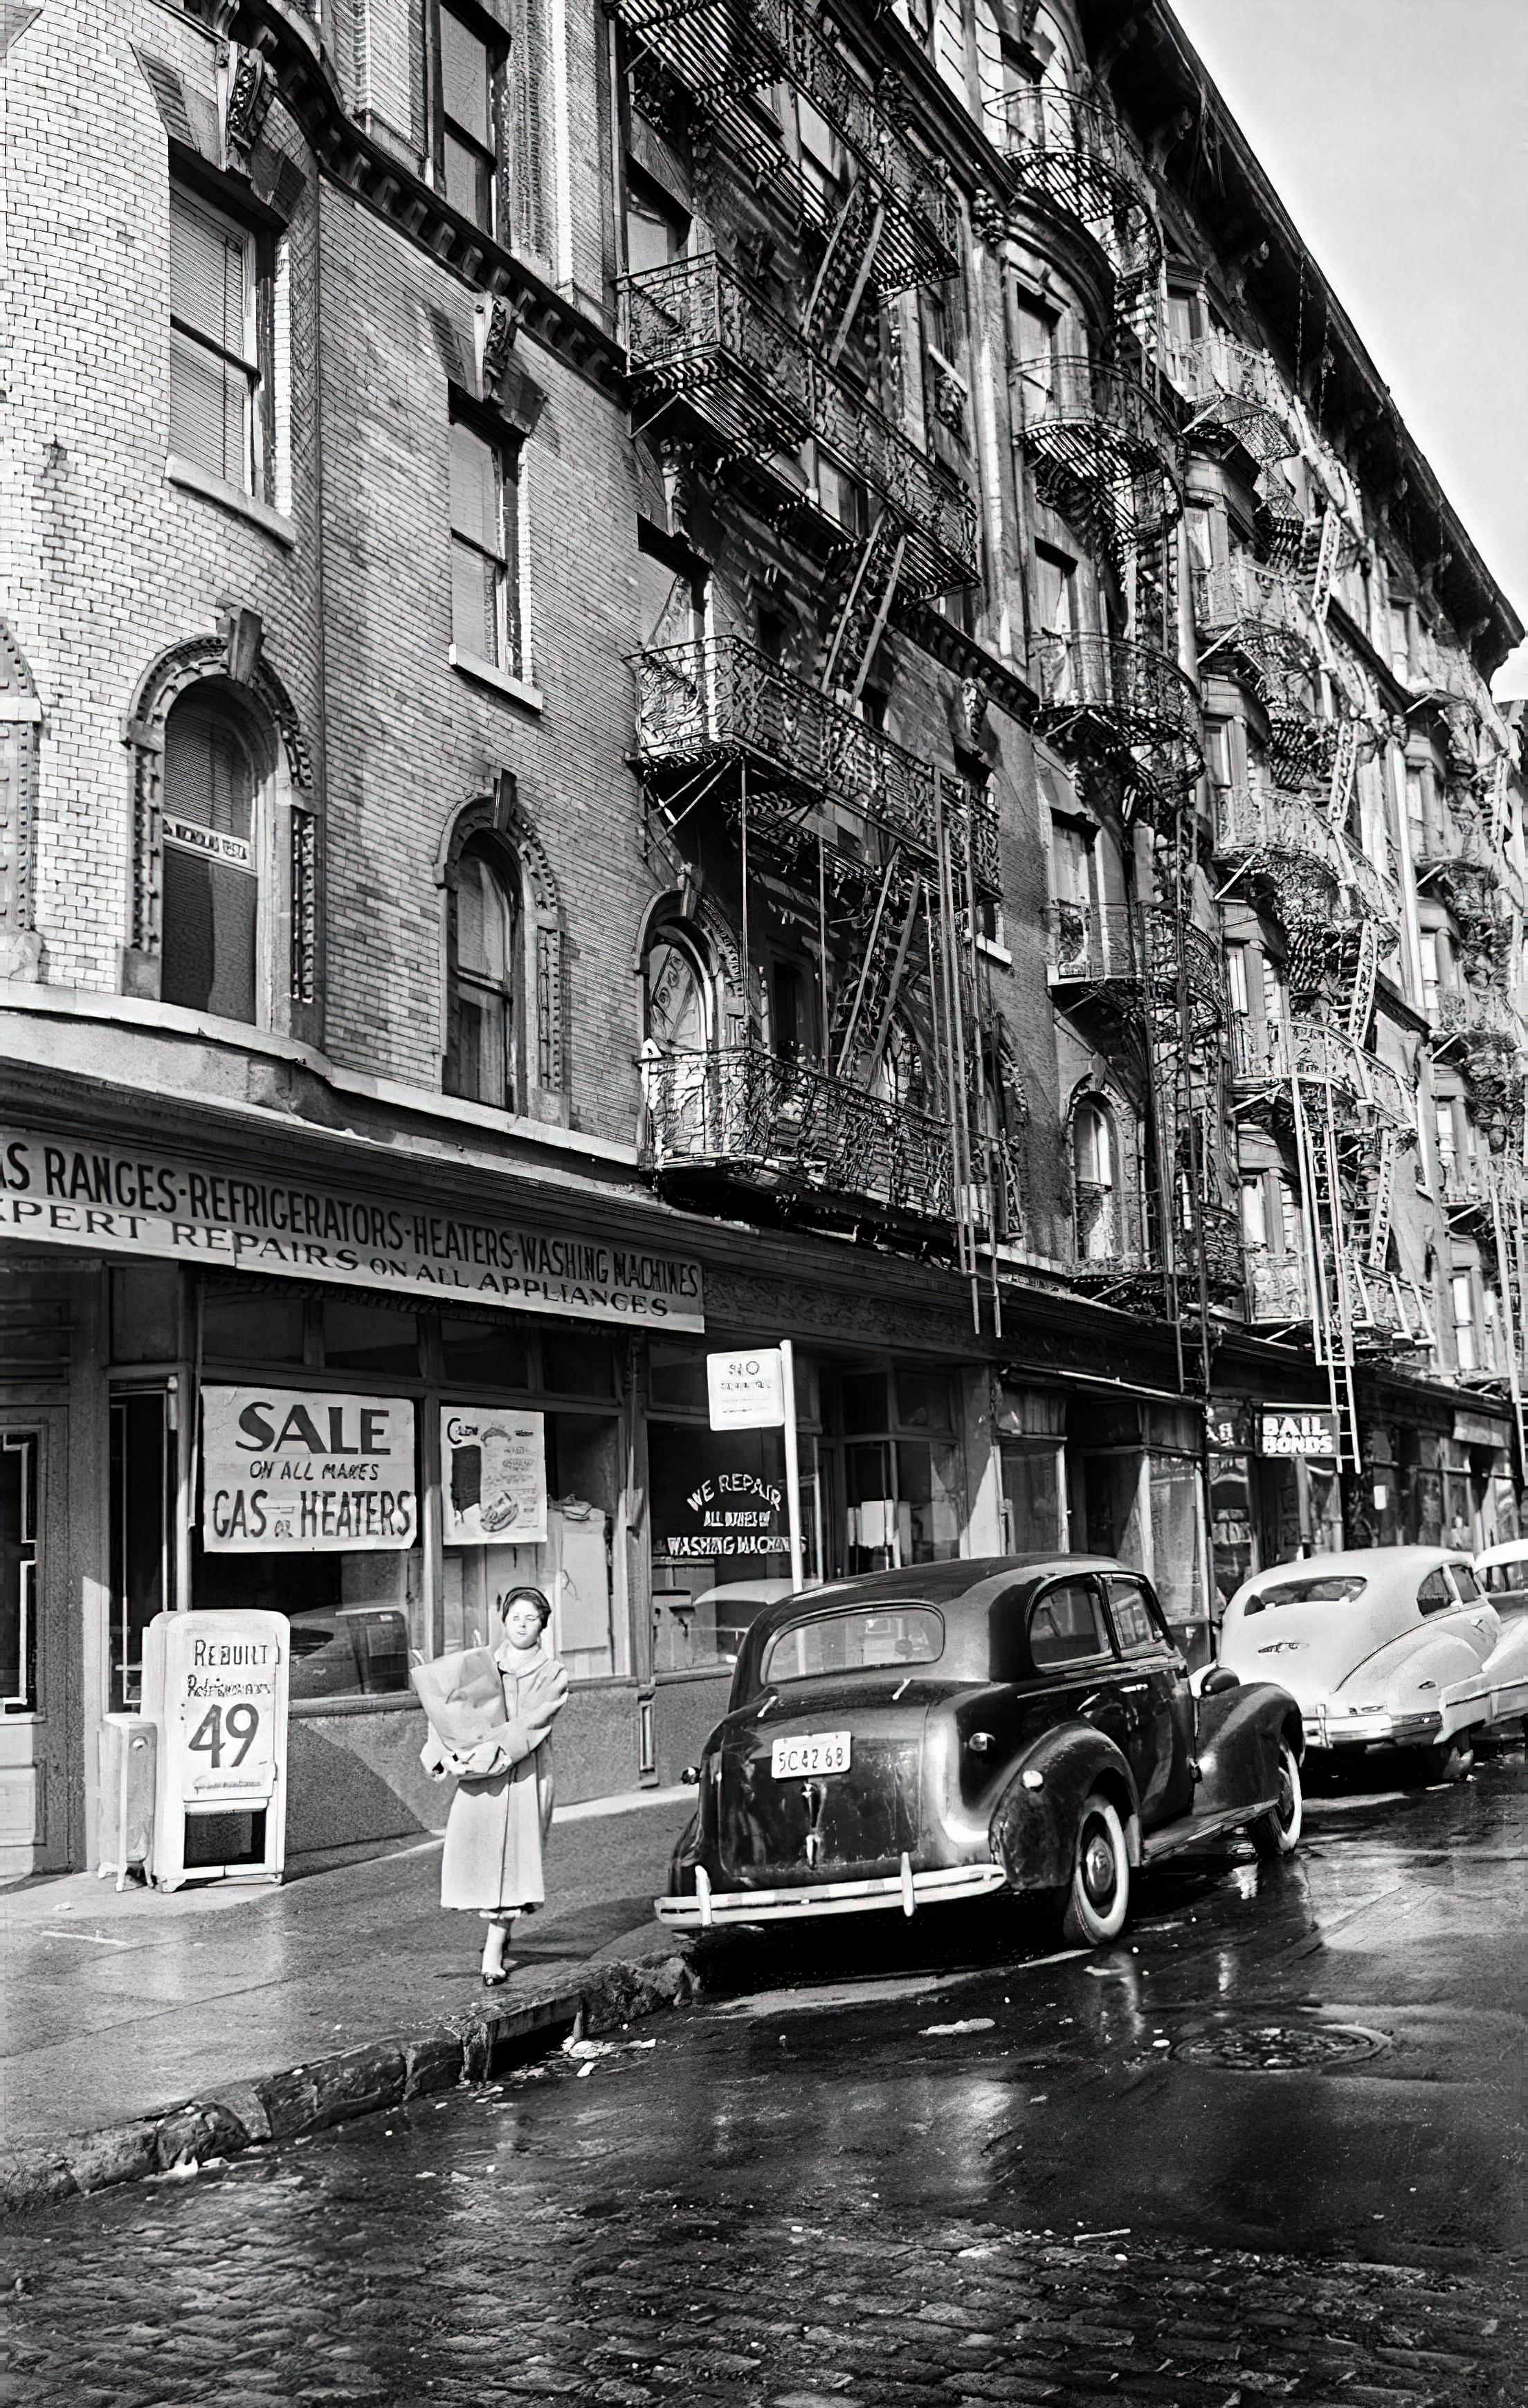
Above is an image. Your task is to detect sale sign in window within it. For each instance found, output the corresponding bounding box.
[201,1387,419,1551]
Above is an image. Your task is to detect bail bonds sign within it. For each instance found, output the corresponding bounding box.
[0,1125,704,1331]
[202,1387,419,1551]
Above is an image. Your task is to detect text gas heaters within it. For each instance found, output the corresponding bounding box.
[0,1126,704,1331]
[202,1389,419,1552]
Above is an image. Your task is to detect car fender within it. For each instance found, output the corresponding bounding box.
[988,1724,1140,1895]
[1194,1678,1301,1818]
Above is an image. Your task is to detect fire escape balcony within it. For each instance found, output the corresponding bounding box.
[642,1041,1017,1235]
[985,85,1159,300]
[1230,1018,1415,1129]
[1032,632,1203,806]
[621,255,979,594]
[630,636,999,891]
[1015,352,1182,563]
[1213,783,1399,933]
[609,0,958,293]
[1439,1157,1495,1237]
[1167,336,1301,468]
[1071,1190,1242,1300]
[1432,985,1528,1054]
[1244,1250,1433,1353]
[1046,901,1224,1034]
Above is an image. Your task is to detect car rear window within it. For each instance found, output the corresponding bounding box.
[1449,1564,1482,1603]
[1484,1560,1528,1594]
[761,1605,943,1685]
[1242,1575,1367,1616]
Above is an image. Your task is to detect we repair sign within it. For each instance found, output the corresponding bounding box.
[201,1387,419,1551]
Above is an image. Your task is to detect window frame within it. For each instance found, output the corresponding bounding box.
[428,0,504,237]
[167,176,273,503]
[1024,1574,1114,1676]
[447,402,524,679]
[444,834,523,1113]
[0,1430,38,1714]
[1101,1571,1171,1660]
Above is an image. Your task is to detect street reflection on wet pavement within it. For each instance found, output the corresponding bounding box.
[3,1758,1524,2405]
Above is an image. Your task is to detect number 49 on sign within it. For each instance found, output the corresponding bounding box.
[188,1702,263,1771]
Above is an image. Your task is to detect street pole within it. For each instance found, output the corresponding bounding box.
[781,1339,804,1594]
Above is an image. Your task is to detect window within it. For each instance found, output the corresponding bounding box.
[160,686,261,1023]
[624,173,689,277]
[450,417,520,673]
[769,958,815,1063]
[434,3,499,233]
[1225,941,1250,1019]
[1,1434,37,1712]
[1073,1099,1117,1262]
[637,528,707,652]
[1012,300,1056,423]
[1104,1574,1163,1657]
[1419,932,1440,1017]
[1435,1101,1458,1173]
[170,184,264,498]
[1451,1272,1478,1373]
[761,1605,944,1685]
[1027,1579,1109,1670]
[644,933,709,1052]
[1239,1174,1268,1249]
[1417,1567,1453,1614]
[1034,547,1077,644]
[446,838,520,1109]
[109,1392,174,1713]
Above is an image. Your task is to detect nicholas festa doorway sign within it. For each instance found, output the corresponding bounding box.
[201,1388,419,1550]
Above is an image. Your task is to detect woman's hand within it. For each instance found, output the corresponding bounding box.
[457,1739,509,1779]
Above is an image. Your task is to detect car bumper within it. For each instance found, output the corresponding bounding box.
[1304,1708,1444,1751]
[654,1857,1009,1929]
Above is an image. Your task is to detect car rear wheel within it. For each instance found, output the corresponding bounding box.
[1410,1735,1474,1786]
[1059,1794,1129,1947]
[1249,1740,1302,1859]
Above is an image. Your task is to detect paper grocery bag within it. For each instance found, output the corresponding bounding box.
[409,1646,509,1753]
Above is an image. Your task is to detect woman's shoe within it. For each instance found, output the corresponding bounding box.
[481,1966,512,1987]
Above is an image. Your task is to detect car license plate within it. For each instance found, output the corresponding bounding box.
[771,1731,851,1779]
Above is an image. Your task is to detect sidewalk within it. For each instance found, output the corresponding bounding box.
[0,1786,696,2202]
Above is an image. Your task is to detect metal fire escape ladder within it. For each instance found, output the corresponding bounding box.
[1354,1123,1398,1270]
[1346,915,1381,1043]
[1289,1059,1363,1469]
[1309,502,1343,628]
[1491,1176,1528,1475]
[817,514,909,703]
[830,844,918,1078]
[803,174,886,367]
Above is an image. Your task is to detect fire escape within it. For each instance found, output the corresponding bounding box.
[614,0,1006,1291]
[991,84,1230,1357]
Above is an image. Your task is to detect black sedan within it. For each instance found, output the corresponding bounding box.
[655,1555,1304,1947]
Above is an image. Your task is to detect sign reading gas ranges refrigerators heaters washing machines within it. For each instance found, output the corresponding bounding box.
[201,1388,419,1551]
[0,1127,704,1331]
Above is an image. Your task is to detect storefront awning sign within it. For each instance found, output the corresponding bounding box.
[1259,1407,1339,1459]
[707,1349,786,1430]
[0,1125,704,1331]
[201,1387,419,1551]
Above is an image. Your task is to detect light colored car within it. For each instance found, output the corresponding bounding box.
[1220,1544,1528,1775]
[1476,1538,1528,1604]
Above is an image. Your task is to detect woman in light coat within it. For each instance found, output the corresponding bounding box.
[421,1586,570,1984]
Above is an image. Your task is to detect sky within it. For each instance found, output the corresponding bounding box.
[1167,0,1528,697]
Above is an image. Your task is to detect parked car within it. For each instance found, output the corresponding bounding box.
[1476,1538,1528,1604]
[1219,1545,1528,1776]
[655,1555,1303,1949]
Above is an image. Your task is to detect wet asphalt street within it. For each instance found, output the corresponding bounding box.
[2,1757,1524,2407]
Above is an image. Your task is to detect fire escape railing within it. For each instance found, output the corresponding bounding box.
[1015,352,1181,563]
[621,255,979,594]
[1213,783,1399,932]
[1229,1017,1415,1129]
[1165,336,1302,468]
[984,85,1159,297]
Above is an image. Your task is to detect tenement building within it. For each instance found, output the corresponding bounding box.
[1,0,1522,1871]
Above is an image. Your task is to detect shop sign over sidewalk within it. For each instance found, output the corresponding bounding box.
[0,1124,704,1330]
[202,1387,419,1551]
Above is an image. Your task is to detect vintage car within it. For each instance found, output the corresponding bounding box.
[654,1555,1304,1948]
[1219,1544,1528,1774]
[1476,1538,1528,1603]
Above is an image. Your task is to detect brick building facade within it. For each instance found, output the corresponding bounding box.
[0,0,1522,1873]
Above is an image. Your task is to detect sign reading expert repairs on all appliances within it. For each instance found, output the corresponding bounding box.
[0,1127,704,1331]
[201,1388,419,1552]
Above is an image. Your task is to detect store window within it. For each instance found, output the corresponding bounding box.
[840,1367,961,1574]
[109,1389,175,1711]
[160,685,265,1025]
[1,1433,37,1712]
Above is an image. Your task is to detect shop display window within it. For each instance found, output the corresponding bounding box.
[320,1301,421,1376]
[1001,1441,1065,1552]
[202,1288,305,1365]
[109,1389,175,1711]
[1148,1457,1203,1639]
[111,1266,181,1364]
[440,1314,531,1391]
[442,1410,624,1681]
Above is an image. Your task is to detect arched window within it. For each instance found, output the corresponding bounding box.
[644,931,709,1054]
[1073,1097,1118,1261]
[446,838,520,1109]
[160,684,264,1023]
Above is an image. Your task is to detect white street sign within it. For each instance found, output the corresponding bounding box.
[707,1348,787,1430]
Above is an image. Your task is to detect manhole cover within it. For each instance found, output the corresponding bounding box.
[1172,2021,1389,2072]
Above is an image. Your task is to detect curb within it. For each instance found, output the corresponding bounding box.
[0,1945,698,2220]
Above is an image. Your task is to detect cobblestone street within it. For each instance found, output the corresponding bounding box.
[3,1760,1522,2405]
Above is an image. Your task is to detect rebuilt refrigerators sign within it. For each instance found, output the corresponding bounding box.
[201,1387,419,1551]
[0,1127,704,1331]
[1259,1407,1340,1459]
